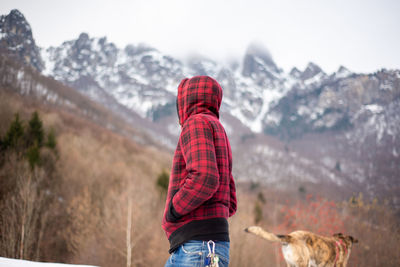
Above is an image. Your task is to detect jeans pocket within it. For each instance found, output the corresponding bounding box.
[181,242,203,255]
[215,242,230,265]
[173,242,203,266]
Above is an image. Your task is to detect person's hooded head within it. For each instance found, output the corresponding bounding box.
[176,76,223,126]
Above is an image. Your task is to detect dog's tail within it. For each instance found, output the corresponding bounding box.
[244,226,291,243]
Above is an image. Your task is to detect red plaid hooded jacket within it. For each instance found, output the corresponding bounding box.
[162,76,237,253]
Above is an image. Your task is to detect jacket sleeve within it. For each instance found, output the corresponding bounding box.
[229,173,237,216]
[170,116,220,219]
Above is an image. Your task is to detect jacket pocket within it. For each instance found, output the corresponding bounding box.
[165,190,181,222]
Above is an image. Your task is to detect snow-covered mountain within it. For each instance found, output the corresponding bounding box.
[41,34,298,133]
[38,29,400,147]
[42,33,183,119]
[1,9,399,204]
[0,9,43,72]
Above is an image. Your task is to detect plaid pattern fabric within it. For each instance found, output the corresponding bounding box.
[162,76,237,239]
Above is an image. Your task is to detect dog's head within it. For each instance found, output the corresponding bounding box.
[333,233,359,247]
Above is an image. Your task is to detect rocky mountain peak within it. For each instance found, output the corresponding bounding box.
[75,32,90,48]
[43,32,120,82]
[69,33,117,57]
[186,54,218,77]
[337,65,349,73]
[242,42,281,86]
[289,67,302,78]
[334,65,352,79]
[0,9,43,72]
[300,62,324,80]
[0,9,30,33]
[244,42,276,67]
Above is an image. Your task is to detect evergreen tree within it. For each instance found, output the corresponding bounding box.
[2,113,24,150]
[27,111,44,148]
[0,136,3,166]
[257,191,266,204]
[254,201,263,224]
[156,170,169,196]
[46,128,57,150]
[335,161,341,172]
[26,142,40,169]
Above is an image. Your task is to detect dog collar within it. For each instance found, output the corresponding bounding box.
[334,239,348,266]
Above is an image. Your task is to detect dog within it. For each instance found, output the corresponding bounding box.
[245,226,358,267]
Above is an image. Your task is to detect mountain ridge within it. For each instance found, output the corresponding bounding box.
[1,9,399,206]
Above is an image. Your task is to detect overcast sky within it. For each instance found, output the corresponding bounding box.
[1,0,399,73]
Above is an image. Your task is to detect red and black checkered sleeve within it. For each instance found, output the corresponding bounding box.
[171,116,220,218]
[229,173,237,216]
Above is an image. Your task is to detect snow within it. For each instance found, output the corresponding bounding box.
[297,105,310,116]
[303,71,326,86]
[255,145,279,157]
[393,148,399,157]
[264,112,281,125]
[283,72,299,89]
[17,70,24,80]
[220,118,233,136]
[321,156,335,169]
[380,81,393,91]
[253,56,279,78]
[249,87,283,132]
[165,80,178,94]
[364,104,383,114]
[0,257,98,267]
[221,64,290,133]
[167,122,180,136]
[41,49,55,76]
[335,67,352,79]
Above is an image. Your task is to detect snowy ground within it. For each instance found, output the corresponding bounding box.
[0,257,98,267]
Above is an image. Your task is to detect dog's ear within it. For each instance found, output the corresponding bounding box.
[333,233,344,238]
[347,236,358,244]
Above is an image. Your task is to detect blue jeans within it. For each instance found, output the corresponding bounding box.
[164,240,230,267]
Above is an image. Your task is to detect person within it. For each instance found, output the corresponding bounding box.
[162,76,237,267]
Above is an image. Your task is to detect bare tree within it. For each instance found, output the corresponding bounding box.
[0,160,49,260]
[126,198,132,267]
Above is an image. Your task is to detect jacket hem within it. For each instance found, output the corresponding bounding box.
[168,217,229,254]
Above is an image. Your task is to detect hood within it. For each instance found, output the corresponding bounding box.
[177,76,222,125]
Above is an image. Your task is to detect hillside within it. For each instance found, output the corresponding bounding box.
[0,70,173,265]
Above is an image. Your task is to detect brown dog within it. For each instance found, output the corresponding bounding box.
[245,226,358,267]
